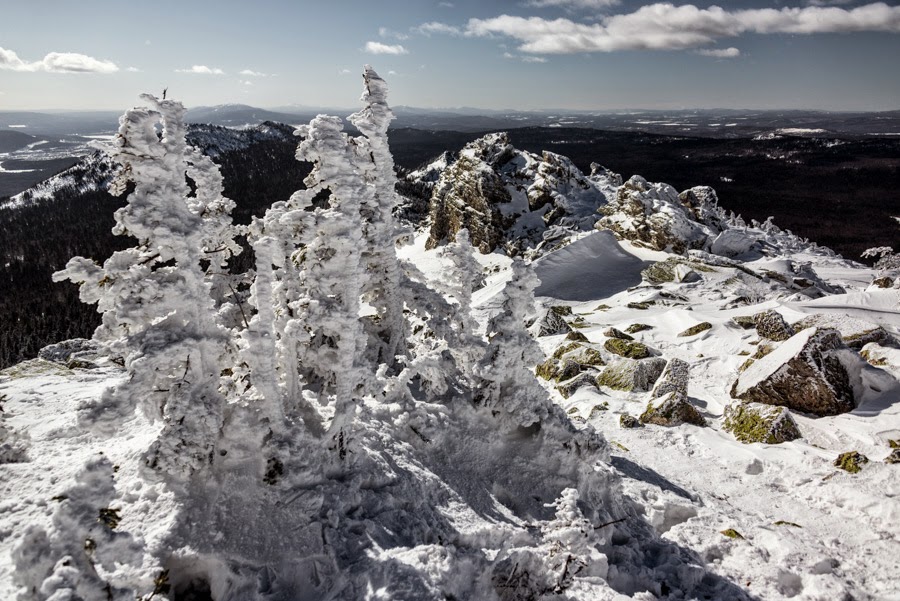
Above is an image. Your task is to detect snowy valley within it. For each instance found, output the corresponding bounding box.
[1,68,899,601]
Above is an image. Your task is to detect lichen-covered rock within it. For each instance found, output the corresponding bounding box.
[625,323,653,334]
[596,357,667,392]
[792,314,896,350]
[619,414,643,429]
[552,342,581,360]
[38,338,100,364]
[640,391,707,427]
[753,310,795,342]
[731,316,757,330]
[872,276,894,288]
[570,346,606,368]
[604,338,651,359]
[731,328,858,416]
[627,302,652,311]
[536,358,581,382]
[604,327,633,340]
[66,358,99,370]
[641,258,701,284]
[529,306,574,337]
[557,372,598,399]
[678,322,712,337]
[723,402,802,444]
[834,451,869,473]
[884,449,900,464]
[651,359,690,399]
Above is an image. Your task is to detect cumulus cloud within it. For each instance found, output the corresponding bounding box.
[0,46,119,73]
[524,0,620,9]
[126,66,141,72]
[467,2,900,54]
[697,47,741,58]
[364,41,409,55]
[504,51,549,63]
[176,65,225,75]
[415,21,463,36]
[239,69,268,76]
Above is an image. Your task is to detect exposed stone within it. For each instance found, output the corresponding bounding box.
[588,402,609,418]
[557,373,598,399]
[552,342,581,360]
[873,276,894,288]
[627,302,652,311]
[678,322,712,337]
[529,306,574,337]
[723,402,802,444]
[38,338,100,364]
[619,414,643,429]
[753,310,795,342]
[641,258,702,284]
[731,316,757,330]
[720,529,744,540]
[640,391,707,427]
[884,449,900,464]
[596,357,667,392]
[625,323,653,334]
[536,358,581,382]
[792,314,896,350]
[604,327,633,340]
[604,338,651,359]
[731,328,858,416]
[566,331,589,343]
[66,358,98,370]
[834,451,869,473]
[651,359,690,400]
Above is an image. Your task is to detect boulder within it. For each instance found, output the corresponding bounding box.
[619,414,643,429]
[834,451,869,473]
[723,402,802,444]
[557,373,598,399]
[604,338,652,360]
[596,357,667,392]
[753,310,795,342]
[678,322,712,337]
[651,359,690,400]
[640,392,707,427]
[730,327,858,416]
[38,338,100,364]
[641,258,703,284]
[604,327,633,340]
[529,306,574,337]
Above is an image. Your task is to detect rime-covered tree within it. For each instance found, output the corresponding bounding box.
[348,66,409,367]
[54,95,230,479]
[439,228,486,385]
[475,259,549,427]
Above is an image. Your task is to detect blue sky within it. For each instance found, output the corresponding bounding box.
[1,0,899,111]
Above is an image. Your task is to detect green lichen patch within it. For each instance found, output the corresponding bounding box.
[604,338,651,359]
[566,406,579,414]
[738,343,775,373]
[889,439,900,449]
[723,402,801,444]
[596,357,666,392]
[678,322,712,337]
[625,323,653,334]
[860,349,888,366]
[572,347,606,368]
[720,529,744,540]
[594,304,612,311]
[604,327,634,340]
[627,302,652,311]
[834,451,869,474]
[610,441,630,452]
[552,342,581,360]
[0,358,73,379]
[549,305,573,317]
[774,521,802,528]
[536,358,559,381]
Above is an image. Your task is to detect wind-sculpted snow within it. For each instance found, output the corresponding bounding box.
[3,68,900,601]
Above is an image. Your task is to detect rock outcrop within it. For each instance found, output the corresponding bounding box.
[730,327,859,416]
[596,357,667,392]
[641,359,706,427]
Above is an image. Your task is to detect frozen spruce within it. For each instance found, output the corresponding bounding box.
[723,402,802,444]
[731,327,860,416]
[54,95,232,478]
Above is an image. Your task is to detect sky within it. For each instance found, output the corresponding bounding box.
[1,0,899,112]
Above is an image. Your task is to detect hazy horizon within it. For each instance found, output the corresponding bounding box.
[2,0,900,112]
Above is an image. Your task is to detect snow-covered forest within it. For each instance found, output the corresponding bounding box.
[1,68,899,601]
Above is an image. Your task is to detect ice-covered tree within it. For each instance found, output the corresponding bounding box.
[439,228,486,384]
[54,95,230,479]
[475,259,549,427]
[348,66,409,368]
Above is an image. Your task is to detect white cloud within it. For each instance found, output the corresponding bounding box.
[176,65,225,75]
[388,70,399,75]
[364,41,409,55]
[504,51,549,63]
[379,26,410,40]
[697,47,741,58]
[240,80,253,86]
[0,46,119,73]
[524,0,620,9]
[439,1,455,7]
[338,68,352,75]
[467,3,900,54]
[126,66,141,72]
[239,69,268,77]
[415,21,463,36]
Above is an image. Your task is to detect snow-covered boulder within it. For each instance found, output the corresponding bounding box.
[793,314,896,350]
[641,258,705,284]
[528,306,574,337]
[709,229,758,258]
[640,392,707,427]
[730,327,860,416]
[650,358,690,399]
[37,338,101,364]
[723,402,802,444]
